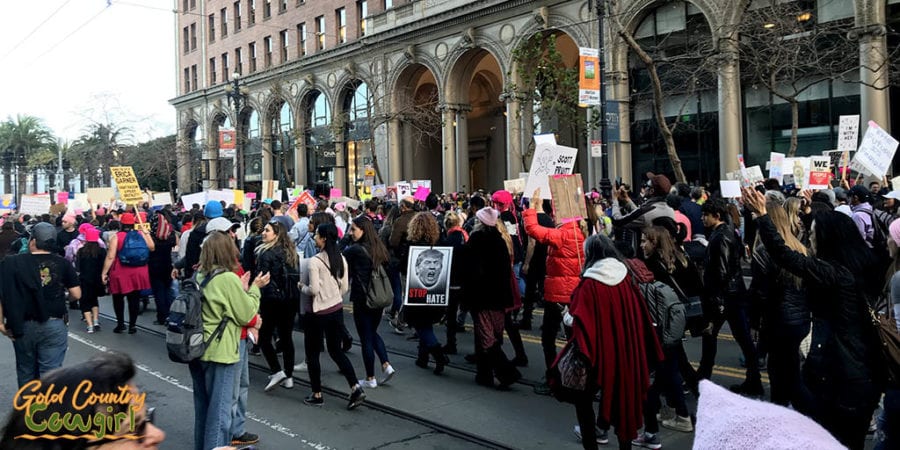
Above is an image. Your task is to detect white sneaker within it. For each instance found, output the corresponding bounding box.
[293,361,308,372]
[656,405,675,422]
[380,364,396,385]
[280,377,294,389]
[359,378,377,389]
[661,415,693,433]
[265,371,287,392]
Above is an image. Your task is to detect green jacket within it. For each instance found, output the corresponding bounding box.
[197,271,260,364]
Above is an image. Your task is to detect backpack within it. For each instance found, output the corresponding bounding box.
[118,231,149,266]
[367,263,394,309]
[863,210,891,274]
[166,270,227,364]
[639,280,686,347]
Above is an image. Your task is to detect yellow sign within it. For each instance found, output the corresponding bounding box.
[110,167,143,205]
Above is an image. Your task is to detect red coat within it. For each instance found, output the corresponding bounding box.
[523,209,584,304]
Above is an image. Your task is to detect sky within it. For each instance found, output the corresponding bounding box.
[0,0,176,144]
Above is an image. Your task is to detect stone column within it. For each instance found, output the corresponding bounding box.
[456,106,471,192]
[717,36,743,178]
[388,117,402,184]
[261,118,274,182]
[505,96,523,180]
[441,104,458,195]
[176,131,192,193]
[401,120,414,180]
[858,24,891,132]
[333,138,346,193]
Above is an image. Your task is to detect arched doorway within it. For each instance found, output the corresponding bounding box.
[392,64,442,188]
[242,109,263,191]
[342,81,371,197]
[303,91,335,187]
[269,101,295,188]
[213,113,231,189]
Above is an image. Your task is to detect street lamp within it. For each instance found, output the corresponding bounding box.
[224,72,250,189]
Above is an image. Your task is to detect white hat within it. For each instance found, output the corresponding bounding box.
[206,217,239,234]
[882,191,900,201]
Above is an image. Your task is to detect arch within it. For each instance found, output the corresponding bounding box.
[619,0,719,40]
[387,54,444,105]
[390,62,442,188]
[339,80,372,195]
[302,89,337,188]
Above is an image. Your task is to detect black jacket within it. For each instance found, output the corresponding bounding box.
[343,243,373,308]
[703,222,745,307]
[0,254,42,338]
[183,222,209,277]
[756,215,883,409]
[463,227,514,312]
[256,246,289,301]
[750,242,810,329]
[645,253,703,299]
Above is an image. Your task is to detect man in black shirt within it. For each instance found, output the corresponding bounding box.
[56,213,80,256]
[0,222,81,386]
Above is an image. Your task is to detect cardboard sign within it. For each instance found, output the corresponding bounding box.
[261,180,279,201]
[87,187,116,207]
[396,182,412,199]
[720,180,741,198]
[110,166,143,205]
[768,152,785,181]
[851,121,899,178]
[548,174,587,225]
[152,192,173,207]
[180,192,207,208]
[404,246,453,307]
[20,194,51,216]
[413,186,430,202]
[372,184,387,198]
[504,178,526,194]
[807,156,832,189]
[523,144,578,199]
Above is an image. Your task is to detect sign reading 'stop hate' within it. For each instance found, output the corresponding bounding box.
[110,166,143,205]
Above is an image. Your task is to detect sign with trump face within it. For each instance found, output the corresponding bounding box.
[404,246,453,307]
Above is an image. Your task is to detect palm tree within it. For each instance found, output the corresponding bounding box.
[0,115,53,204]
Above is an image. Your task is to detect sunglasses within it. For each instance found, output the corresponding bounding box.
[87,407,156,445]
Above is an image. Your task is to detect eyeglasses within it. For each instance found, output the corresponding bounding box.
[86,407,155,446]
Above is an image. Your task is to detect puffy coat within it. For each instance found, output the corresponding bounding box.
[750,242,810,329]
[523,209,584,304]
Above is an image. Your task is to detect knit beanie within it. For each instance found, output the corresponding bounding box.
[475,207,499,227]
[890,218,900,247]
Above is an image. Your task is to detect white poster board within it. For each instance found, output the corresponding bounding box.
[20,194,51,216]
[206,189,234,205]
[503,178,526,194]
[180,192,207,208]
[746,165,765,184]
[523,144,579,199]
[837,115,860,153]
[768,152,786,181]
[403,246,453,307]
[851,121,899,178]
[807,156,832,190]
[410,180,431,190]
[395,182,412,199]
[152,192,173,207]
[720,180,741,198]
[783,158,811,189]
[69,193,91,213]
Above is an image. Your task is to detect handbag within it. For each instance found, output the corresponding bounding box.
[871,304,900,387]
[666,274,703,320]
[547,340,594,403]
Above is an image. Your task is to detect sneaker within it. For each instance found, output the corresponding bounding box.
[347,386,366,410]
[656,405,676,422]
[93,323,101,332]
[304,394,324,406]
[293,361,308,372]
[231,432,259,446]
[573,425,609,445]
[280,377,294,389]
[380,364,395,385]
[265,371,287,392]
[86,325,95,334]
[359,378,377,389]
[632,432,662,449]
[661,415,694,433]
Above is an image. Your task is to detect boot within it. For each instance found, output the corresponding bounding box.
[415,344,430,369]
[474,350,494,387]
[430,346,449,375]
[489,345,520,389]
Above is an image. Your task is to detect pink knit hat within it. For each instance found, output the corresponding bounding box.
[475,207,499,227]
[889,218,900,247]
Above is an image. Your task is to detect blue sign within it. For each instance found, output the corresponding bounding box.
[605,100,620,143]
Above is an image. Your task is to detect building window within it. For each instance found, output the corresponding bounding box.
[384,0,392,9]
[247,0,255,25]
[358,1,367,36]
[222,53,229,81]
[234,2,242,31]
[210,58,217,84]
[264,36,272,68]
[249,42,257,72]
[280,0,287,13]
[279,29,289,62]
[182,27,189,54]
[184,68,190,92]
[336,8,346,44]
[208,14,216,42]
[183,0,189,13]
[221,8,228,37]
[264,0,271,19]
[297,23,307,56]
[190,0,196,9]
[316,16,325,50]
[191,65,198,91]
[190,23,197,50]
[235,47,243,75]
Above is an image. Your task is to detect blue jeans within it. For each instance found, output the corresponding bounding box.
[388,267,403,315]
[353,305,389,378]
[230,338,250,439]
[150,276,175,323]
[512,262,525,297]
[875,388,900,450]
[414,323,438,348]
[13,318,68,387]
[190,359,237,450]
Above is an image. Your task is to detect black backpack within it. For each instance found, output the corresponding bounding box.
[166,270,228,363]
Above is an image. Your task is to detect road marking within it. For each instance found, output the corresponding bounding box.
[67,332,332,448]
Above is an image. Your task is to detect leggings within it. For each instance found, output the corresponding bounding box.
[353,305,389,378]
[259,299,297,377]
[304,310,359,392]
[112,291,141,328]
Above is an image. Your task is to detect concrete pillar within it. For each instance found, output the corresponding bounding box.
[402,120,414,180]
[388,117,402,184]
[717,37,743,179]
[261,120,274,182]
[505,97,523,180]
[611,74,632,183]
[334,139,346,193]
[456,107,470,192]
[176,131,192,193]
[859,27,891,132]
[441,105,458,195]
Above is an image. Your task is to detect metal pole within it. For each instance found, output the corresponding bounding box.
[597,0,609,182]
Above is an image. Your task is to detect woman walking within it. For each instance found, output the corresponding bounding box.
[344,216,396,388]
[75,226,106,333]
[405,212,449,375]
[101,213,154,334]
[300,223,366,409]
[442,211,468,355]
[256,219,300,391]
[190,232,266,450]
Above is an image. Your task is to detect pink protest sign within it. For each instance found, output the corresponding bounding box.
[329,188,343,199]
[413,186,431,202]
[245,192,257,199]
[57,192,69,205]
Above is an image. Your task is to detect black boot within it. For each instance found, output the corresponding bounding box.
[431,346,449,375]
[474,350,493,387]
[415,344,429,369]
[490,345,521,389]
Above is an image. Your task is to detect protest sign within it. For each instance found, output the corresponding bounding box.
[86,187,116,207]
[233,189,244,206]
[548,174,587,225]
[69,193,90,213]
[20,194,51,216]
[533,133,556,147]
[180,192,207,208]
[768,152,785,181]
[523,144,578,199]
[339,196,362,210]
[56,192,68,205]
[746,166,765,185]
[0,194,14,212]
[892,175,900,193]
[110,166,143,205]
[396,182,412,199]
[851,121,899,178]
[783,158,810,189]
[372,184,387,198]
[151,192,173,207]
[410,180,431,191]
[242,194,253,212]
[329,188,343,199]
[837,115,860,153]
[413,186,430,202]
[261,180,279,200]
[503,178,526,194]
[404,246,453,307]
[290,191,317,212]
[719,180,741,198]
[807,156,832,189]
[737,154,751,187]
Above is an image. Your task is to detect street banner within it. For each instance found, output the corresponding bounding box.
[548,174,587,225]
[364,165,375,187]
[86,187,116,208]
[503,178,526,194]
[152,192,173,207]
[768,152,785,181]
[110,166,143,205]
[523,143,578,199]
[372,184,387,198]
[720,180,741,198]
[20,194,51,216]
[578,47,601,106]
[404,246,453,307]
[219,129,236,158]
[851,121,899,178]
[590,139,602,158]
[180,192,207,208]
[807,156,832,189]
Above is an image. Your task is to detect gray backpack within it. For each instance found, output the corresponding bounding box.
[639,280,687,347]
[166,269,228,363]
[366,263,394,309]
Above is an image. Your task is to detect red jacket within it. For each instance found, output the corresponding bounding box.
[523,209,584,304]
